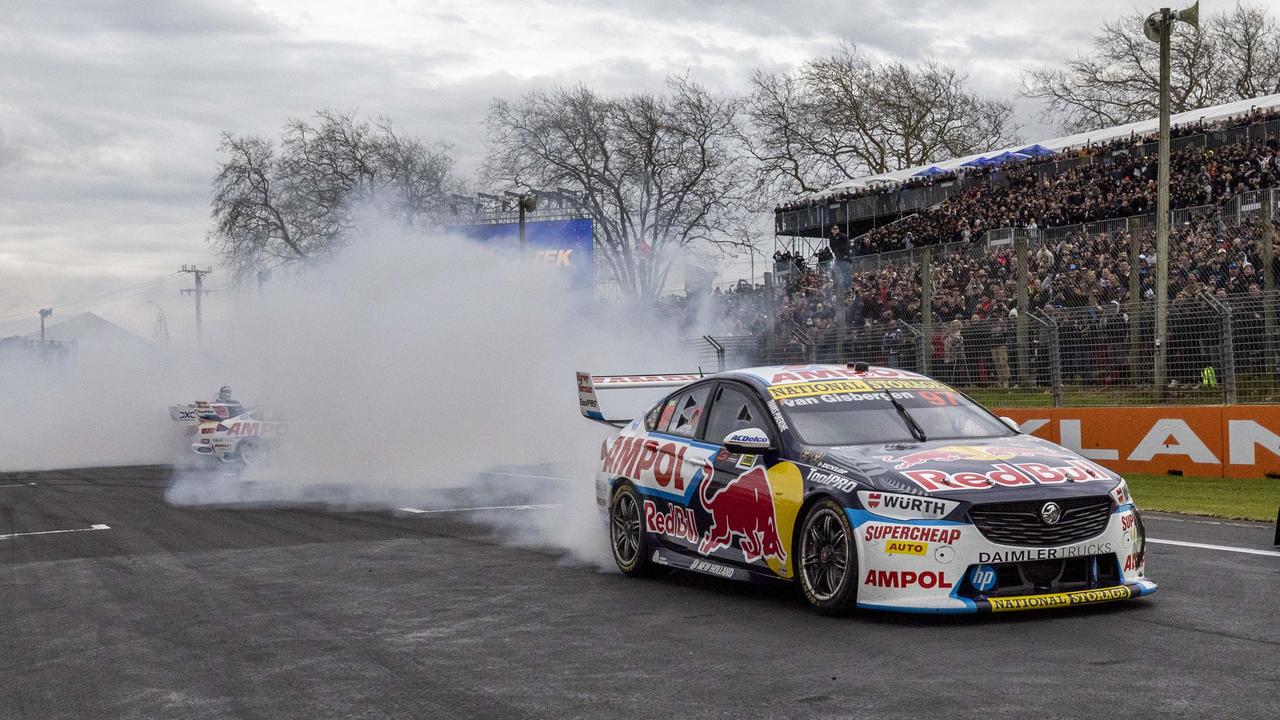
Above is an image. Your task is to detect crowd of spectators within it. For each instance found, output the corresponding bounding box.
[850,138,1280,254]
[774,104,1280,213]
[689,213,1277,389]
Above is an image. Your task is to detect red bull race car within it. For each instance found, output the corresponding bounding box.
[578,364,1156,615]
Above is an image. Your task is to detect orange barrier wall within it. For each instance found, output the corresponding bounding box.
[993,406,1280,479]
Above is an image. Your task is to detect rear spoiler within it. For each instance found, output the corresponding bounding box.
[169,404,202,425]
[576,371,703,427]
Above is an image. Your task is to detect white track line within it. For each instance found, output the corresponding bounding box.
[0,483,37,488]
[397,504,558,515]
[1148,538,1280,557]
[1145,515,1265,529]
[0,524,110,540]
[481,471,573,482]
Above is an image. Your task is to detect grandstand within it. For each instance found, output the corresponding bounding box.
[693,96,1280,407]
[774,93,1280,247]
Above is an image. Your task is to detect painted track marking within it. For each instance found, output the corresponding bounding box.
[1145,515,1266,529]
[1148,538,1280,557]
[0,483,37,488]
[0,524,110,540]
[397,504,558,514]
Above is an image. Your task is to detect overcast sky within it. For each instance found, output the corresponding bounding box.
[0,0,1152,338]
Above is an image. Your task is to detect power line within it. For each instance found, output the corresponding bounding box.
[0,272,184,322]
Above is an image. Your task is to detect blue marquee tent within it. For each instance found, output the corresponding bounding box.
[1018,144,1056,157]
[912,165,948,177]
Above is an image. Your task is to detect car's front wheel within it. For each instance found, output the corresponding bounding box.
[798,499,859,615]
[609,484,657,576]
[237,439,271,467]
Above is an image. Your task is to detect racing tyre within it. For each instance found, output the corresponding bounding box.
[238,439,270,467]
[798,499,859,615]
[610,484,657,577]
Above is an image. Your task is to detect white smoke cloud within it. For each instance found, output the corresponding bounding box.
[155,226,699,567]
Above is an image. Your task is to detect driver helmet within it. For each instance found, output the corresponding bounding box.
[217,385,233,402]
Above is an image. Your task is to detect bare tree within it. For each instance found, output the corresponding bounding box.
[486,77,747,300]
[210,110,454,282]
[741,44,1021,197]
[1212,3,1280,99]
[1023,5,1280,134]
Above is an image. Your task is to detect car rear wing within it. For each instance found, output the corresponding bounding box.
[576,371,703,427]
[169,402,239,424]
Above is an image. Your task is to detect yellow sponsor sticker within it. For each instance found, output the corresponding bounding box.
[768,379,872,399]
[884,539,928,556]
[767,378,949,400]
[988,586,1132,612]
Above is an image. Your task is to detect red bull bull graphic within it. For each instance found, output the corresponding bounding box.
[883,444,1075,470]
[697,463,787,566]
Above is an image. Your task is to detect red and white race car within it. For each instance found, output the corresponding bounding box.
[169,400,288,466]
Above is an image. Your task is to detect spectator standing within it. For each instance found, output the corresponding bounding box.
[829,224,853,292]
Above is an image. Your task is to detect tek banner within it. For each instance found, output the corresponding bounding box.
[448,219,594,289]
[994,406,1280,478]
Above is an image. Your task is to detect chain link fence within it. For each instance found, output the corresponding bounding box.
[692,189,1280,407]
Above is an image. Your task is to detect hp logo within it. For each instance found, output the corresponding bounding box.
[970,564,997,592]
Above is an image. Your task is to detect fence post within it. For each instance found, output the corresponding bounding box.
[1042,312,1064,407]
[1264,190,1276,376]
[1127,218,1143,384]
[920,246,933,374]
[703,335,726,373]
[1015,230,1029,385]
[1201,294,1236,405]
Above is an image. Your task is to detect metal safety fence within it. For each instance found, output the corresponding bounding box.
[694,192,1280,407]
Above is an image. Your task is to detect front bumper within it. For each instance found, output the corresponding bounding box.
[850,504,1157,614]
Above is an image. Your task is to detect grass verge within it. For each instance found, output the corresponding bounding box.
[1125,473,1280,522]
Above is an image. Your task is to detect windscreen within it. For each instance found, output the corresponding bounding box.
[770,380,1012,446]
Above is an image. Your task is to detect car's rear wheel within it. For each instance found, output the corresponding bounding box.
[798,499,859,615]
[610,484,656,576]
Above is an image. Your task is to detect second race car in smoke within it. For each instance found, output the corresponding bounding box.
[169,387,288,466]
[577,364,1156,615]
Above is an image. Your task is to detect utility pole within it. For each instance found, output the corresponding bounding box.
[1144,2,1199,400]
[38,308,52,343]
[179,264,213,345]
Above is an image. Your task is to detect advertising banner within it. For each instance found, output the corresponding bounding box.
[994,405,1280,478]
[448,218,594,289]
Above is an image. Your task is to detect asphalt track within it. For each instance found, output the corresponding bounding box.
[2,466,1277,720]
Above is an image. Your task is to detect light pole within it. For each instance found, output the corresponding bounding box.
[38,308,52,343]
[1143,1,1199,399]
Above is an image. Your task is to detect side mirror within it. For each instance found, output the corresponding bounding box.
[1000,416,1021,433]
[724,427,772,453]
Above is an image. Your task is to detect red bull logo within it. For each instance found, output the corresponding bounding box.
[884,444,1071,469]
[697,463,786,566]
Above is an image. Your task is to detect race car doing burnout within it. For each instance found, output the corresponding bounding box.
[578,364,1156,614]
[169,398,287,466]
